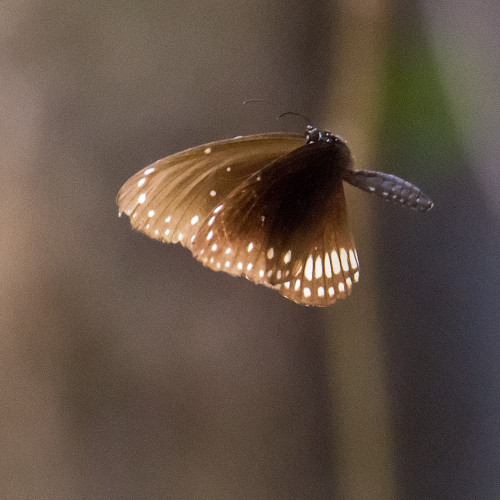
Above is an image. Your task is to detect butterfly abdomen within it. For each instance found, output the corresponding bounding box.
[343,169,434,213]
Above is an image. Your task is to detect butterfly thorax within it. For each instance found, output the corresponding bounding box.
[305,125,353,170]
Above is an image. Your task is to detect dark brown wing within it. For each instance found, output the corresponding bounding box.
[192,142,359,306]
[117,133,304,245]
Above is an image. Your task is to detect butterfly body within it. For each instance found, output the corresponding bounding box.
[117,126,433,306]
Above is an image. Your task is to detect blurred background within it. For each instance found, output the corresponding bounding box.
[1,1,499,498]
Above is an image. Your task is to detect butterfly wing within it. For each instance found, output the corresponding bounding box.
[192,142,359,306]
[343,169,434,212]
[117,133,304,246]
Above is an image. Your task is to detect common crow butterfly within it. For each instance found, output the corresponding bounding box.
[117,124,433,306]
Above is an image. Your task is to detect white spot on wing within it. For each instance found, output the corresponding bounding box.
[318,286,325,297]
[349,249,358,269]
[354,271,360,282]
[315,256,323,279]
[144,167,155,175]
[214,205,224,213]
[147,209,155,217]
[284,250,292,264]
[191,215,199,225]
[247,242,254,252]
[210,190,217,197]
[138,178,146,187]
[303,287,311,298]
[328,286,334,297]
[294,279,301,291]
[204,147,212,154]
[206,230,213,241]
[211,243,217,251]
[237,262,243,270]
[340,248,349,272]
[138,193,146,204]
[165,216,171,223]
[267,248,274,259]
[331,251,341,274]
[324,254,332,278]
[259,269,265,278]
[338,282,345,292]
[247,263,253,271]
[305,255,314,281]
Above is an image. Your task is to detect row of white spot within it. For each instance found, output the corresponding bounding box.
[131,162,264,246]
[302,248,358,281]
[199,227,360,298]
[196,234,361,300]
[282,269,359,298]
[127,170,360,301]
[215,237,358,282]
[131,162,223,244]
[135,166,156,206]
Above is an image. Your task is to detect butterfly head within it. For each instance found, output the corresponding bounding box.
[306,125,344,145]
[305,125,353,167]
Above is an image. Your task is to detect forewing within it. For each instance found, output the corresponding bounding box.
[343,169,434,213]
[192,142,359,306]
[117,133,304,246]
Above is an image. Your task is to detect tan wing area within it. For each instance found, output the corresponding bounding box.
[117,133,304,247]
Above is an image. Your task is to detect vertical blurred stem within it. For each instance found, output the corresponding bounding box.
[325,1,397,499]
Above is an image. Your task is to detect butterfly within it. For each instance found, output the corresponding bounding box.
[117,125,433,306]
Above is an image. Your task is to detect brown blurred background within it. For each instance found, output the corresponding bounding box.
[1,1,499,499]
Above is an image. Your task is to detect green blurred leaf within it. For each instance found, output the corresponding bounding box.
[380,20,463,179]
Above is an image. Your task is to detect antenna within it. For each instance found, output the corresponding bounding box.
[277,111,312,126]
[243,98,274,106]
[243,100,312,126]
